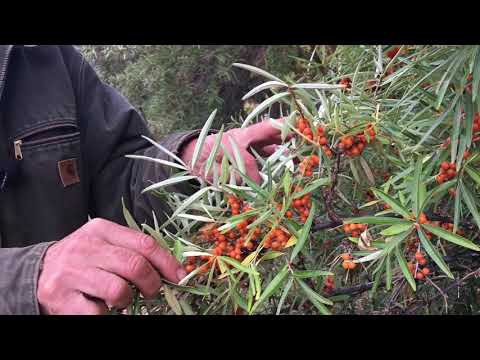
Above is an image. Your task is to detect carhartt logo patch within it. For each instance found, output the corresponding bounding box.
[58,158,80,187]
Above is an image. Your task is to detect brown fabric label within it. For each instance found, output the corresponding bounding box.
[58,158,80,187]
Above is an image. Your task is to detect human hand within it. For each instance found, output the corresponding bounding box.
[37,218,186,315]
[181,119,286,184]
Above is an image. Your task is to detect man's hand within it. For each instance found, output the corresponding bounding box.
[181,119,285,184]
[37,218,186,315]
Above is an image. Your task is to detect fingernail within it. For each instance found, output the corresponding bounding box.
[176,268,187,282]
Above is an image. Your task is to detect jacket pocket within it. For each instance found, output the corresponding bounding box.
[2,120,89,246]
[11,120,80,160]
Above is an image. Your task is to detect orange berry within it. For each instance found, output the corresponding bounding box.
[319,137,328,145]
[340,253,352,261]
[285,210,293,218]
[415,252,424,261]
[421,267,430,276]
[419,213,428,224]
[351,147,360,157]
[343,137,354,149]
[185,264,196,273]
[418,258,427,266]
[415,272,425,280]
[447,168,456,178]
[310,155,320,166]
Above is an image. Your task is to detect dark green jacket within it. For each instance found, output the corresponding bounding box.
[0,45,198,314]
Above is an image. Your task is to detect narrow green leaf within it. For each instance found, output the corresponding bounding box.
[417,228,454,279]
[191,109,217,169]
[163,284,183,315]
[293,270,334,279]
[380,223,413,236]
[422,224,480,251]
[290,202,316,261]
[344,216,412,226]
[121,198,140,232]
[242,80,288,100]
[250,265,289,314]
[125,154,187,171]
[204,125,224,178]
[160,186,214,230]
[395,244,416,291]
[292,178,330,199]
[276,276,294,315]
[241,92,290,128]
[232,63,286,84]
[372,189,411,219]
[219,256,259,275]
[386,253,392,291]
[296,278,333,308]
[141,175,197,194]
[412,156,426,217]
[460,181,480,230]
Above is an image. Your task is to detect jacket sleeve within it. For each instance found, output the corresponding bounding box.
[64,46,200,226]
[0,242,54,314]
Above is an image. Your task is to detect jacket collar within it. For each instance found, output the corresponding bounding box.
[0,45,14,104]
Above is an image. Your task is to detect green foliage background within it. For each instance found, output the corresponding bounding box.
[80,45,309,136]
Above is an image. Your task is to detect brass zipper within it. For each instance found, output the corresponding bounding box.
[14,140,23,160]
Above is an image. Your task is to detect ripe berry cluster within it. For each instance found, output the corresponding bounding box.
[408,252,430,281]
[264,227,291,250]
[340,253,357,270]
[343,223,367,238]
[297,118,334,158]
[316,125,333,158]
[472,112,480,139]
[339,125,376,158]
[227,195,244,216]
[436,162,457,184]
[297,117,315,142]
[299,154,320,177]
[290,189,313,223]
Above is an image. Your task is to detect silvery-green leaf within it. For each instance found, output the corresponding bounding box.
[191,109,217,169]
[140,135,187,167]
[241,92,290,128]
[242,80,288,100]
[125,154,187,171]
[232,63,286,83]
[141,175,197,194]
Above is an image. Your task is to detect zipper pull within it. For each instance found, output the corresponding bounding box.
[14,140,23,160]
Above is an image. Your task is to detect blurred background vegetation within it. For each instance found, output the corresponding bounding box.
[79,45,327,136]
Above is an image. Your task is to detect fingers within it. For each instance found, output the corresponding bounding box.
[94,244,162,299]
[86,219,187,283]
[64,292,109,315]
[75,267,134,310]
[242,118,286,149]
[241,150,262,184]
[257,144,281,157]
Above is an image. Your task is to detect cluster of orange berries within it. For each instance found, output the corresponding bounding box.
[286,189,312,223]
[296,118,333,158]
[338,77,352,90]
[436,162,457,184]
[339,125,376,158]
[263,227,291,251]
[323,275,335,294]
[316,125,334,158]
[227,195,244,216]
[185,255,216,274]
[407,252,430,281]
[340,253,357,270]
[343,223,367,238]
[299,154,320,177]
